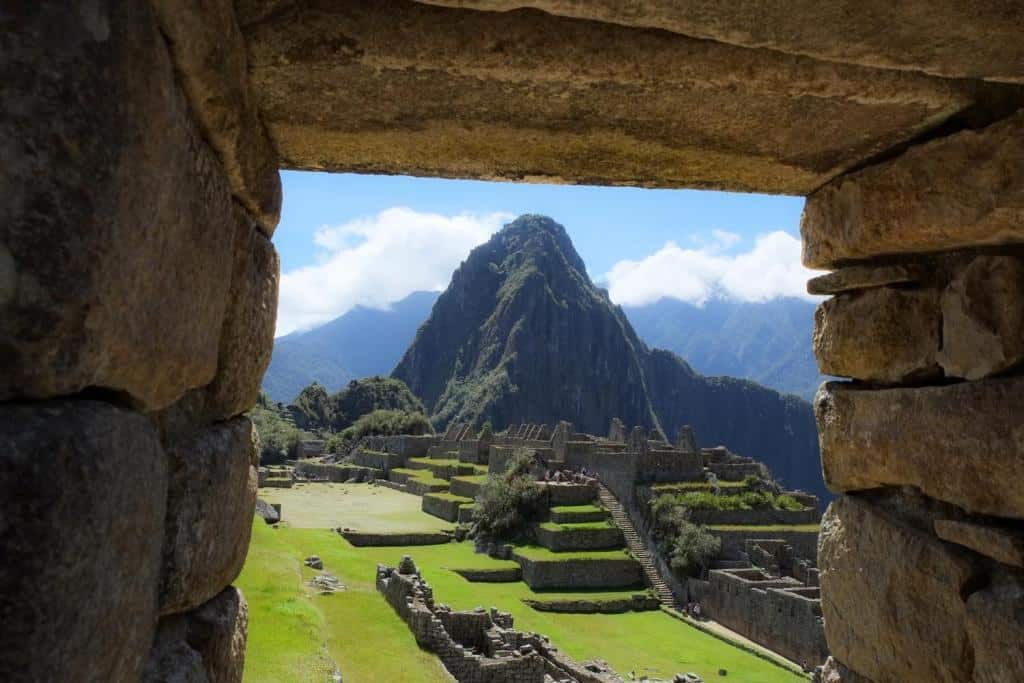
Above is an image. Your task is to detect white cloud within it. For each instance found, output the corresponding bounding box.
[605,231,819,307]
[275,207,511,336]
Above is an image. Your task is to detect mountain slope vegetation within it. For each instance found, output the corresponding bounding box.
[393,215,824,497]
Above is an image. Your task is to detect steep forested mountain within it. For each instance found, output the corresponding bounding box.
[624,298,823,401]
[262,291,438,402]
[393,215,824,497]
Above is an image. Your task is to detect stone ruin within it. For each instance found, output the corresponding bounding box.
[4,2,1022,680]
[378,557,689,683]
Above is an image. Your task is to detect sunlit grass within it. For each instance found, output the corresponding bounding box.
[241,483,805,683]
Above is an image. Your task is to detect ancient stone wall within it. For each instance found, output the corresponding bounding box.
[515,554,644,591]
[1,1,279,679]
[687,507,821,527]
[807,109,1024,682]
[688,569,828,666]
[357,434,439,459]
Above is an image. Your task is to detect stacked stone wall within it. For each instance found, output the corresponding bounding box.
[713,529,819,561]
[294,461,381,482]
[1,1,278,679]
[688,570,828,666]
[688,507,821,526]
[357,434,438,459]
[805,108,1024,682]
[514,554,644,590]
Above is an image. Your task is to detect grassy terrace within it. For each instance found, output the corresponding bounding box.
[423,492,473,503]
[538,521,615,532]
[450,474,489,485]
[550,504,605,514]
[241,484,804,683]
[650,480,747,491]
[513,545,633,562]
[391,468,449,486]
[709,523,821,532]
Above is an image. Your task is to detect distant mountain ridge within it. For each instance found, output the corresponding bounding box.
[262,290,439,402]
[624,297,823,401]
[393,215,825,498]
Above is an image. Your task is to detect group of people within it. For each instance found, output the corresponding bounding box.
[541,465,593,483]
[683,601,703,619]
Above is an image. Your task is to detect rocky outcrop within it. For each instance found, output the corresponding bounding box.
[394,215,825,497]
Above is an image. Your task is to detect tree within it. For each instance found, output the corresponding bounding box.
[669,521,721,578]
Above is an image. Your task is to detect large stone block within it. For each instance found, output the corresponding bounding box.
[812,287,940,383]
[966,570,1024,683]
[161,417,258,614]
[818,494,983,683]
[0,401,167,681]
[417,1,1024,83]
[205,206,280,420]
[144,616,209,683]
[937,254,1024,381]
[802,111,1024,269]
[0,0,237,411]
[934,519,1024,569]
[816,378,1024,519]
[149,0,282,232]
[818,657,875,683]
[187,587,248,683]
[239,0,984,195]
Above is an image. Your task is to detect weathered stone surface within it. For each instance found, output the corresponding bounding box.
[818,657,875,683]
[0,401,167,680]
[255,498,281,525]
[187,587,248,683]
[812,287,940,383]
[816,378,1024,518]
[937,254,1024,381]
[416,1,1024,82]
[806,263,926,295]
[239,0,991,195]
[149,0,282,232]
[205,206,280,420]
[802,111,1024,269]
[966,570,1024,683]
[934,519,1024,569]
[0,0,237,410]
[144,616,209,683]
[818,494,983,683]
[161,418,258,614]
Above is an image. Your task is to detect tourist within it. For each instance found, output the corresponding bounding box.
[693,602,702,619]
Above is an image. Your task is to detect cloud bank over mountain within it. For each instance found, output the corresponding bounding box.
[604,231,820,307]
[275,208,511,336]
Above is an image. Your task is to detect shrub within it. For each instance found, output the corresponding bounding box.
[249,400,303,465]
[669,521,721,578]
[338,409,434,442]
[472,450,545,542]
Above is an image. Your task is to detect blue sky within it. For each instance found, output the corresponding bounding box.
[274,171,815,336]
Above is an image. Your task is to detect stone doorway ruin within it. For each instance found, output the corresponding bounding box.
[3,1,1023,681]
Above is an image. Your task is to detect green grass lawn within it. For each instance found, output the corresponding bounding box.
[241,483,804,683]
[257,483,451,532]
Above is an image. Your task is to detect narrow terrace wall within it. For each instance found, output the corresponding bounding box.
[1,2,279,679]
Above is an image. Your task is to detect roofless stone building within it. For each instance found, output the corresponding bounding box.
[2,2,1023,681]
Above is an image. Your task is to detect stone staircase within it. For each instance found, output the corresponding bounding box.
[597,483,678,609]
